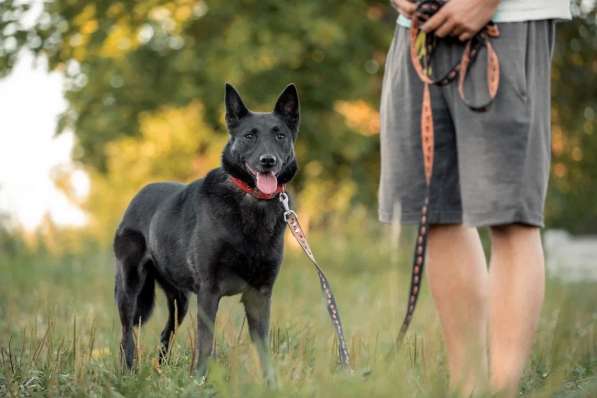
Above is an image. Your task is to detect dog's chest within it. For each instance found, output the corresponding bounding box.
[237,196,280,236]
[218,199,284,288]
[218,244,282,290]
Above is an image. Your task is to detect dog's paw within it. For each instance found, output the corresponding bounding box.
[264,367,278,389]
[265,374,278,390]
[197,375,208,386]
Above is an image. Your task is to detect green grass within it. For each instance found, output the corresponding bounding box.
[0,220,595,397]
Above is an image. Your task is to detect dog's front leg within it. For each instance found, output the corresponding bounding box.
[195,289,220,381]
[242,287,277,387]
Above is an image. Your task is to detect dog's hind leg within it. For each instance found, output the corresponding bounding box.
[114,228,155,370]
[158,286,189,364]
[242,287,276,387]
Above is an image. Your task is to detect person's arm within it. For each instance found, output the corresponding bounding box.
[421,0,501,41]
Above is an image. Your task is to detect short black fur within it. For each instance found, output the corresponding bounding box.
[113,84,300,385]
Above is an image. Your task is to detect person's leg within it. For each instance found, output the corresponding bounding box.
[488,224,545,397]
[426,224,489,395]
[444,21,554,396]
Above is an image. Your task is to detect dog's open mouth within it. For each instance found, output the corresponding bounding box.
[246,164,278,195]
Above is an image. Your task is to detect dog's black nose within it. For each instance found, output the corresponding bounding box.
[259,154,277,169]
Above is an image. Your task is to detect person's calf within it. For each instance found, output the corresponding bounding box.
[488,224,545,397]
[426,225,490,395]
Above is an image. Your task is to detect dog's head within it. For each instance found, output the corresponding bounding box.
[222,83,299,195]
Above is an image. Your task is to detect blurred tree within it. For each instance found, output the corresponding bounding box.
[0,0,595,237]
[1,0,392,240]
[0,207,22,256]
[548,3,597,234]
[85,101,226,242]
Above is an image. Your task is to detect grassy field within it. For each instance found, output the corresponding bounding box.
[0,219,595,397]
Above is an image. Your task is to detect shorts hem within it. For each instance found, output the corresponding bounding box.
[379,209,544,228]
[379,209,463,225]
[463,210,544,228]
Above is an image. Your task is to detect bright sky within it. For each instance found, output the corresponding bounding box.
[0,52,89,230]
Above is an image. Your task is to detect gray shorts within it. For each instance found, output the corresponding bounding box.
[379,21,556,227]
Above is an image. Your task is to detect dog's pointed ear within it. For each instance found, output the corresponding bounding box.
[225,83,250,128]
[273,84,300,136]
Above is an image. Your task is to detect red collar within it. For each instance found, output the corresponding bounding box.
[228,175,285,200]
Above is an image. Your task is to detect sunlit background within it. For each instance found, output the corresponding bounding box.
[0,51,88,229]
[0,0,597,234]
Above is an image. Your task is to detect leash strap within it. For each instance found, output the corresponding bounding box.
[397,0,500,345]
[278,193,351,369]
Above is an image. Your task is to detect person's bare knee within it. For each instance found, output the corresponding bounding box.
[427,224,487,290]
[429,223,472,239]
[490,224,541,247]
[428,224,482,259]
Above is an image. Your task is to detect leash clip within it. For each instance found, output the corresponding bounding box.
[278,192,296,222]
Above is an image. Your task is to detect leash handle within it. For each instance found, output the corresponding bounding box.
[409,1,501,112]
[279,193,351,369]
[457,31,500,112]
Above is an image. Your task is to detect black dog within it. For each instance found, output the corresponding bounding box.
[113,83,300,384]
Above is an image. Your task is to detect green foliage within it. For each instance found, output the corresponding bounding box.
[1,225,595,397]
[83,101,227,242]
[0,213,24,257]
[547,5,597,234]
[1,0,596,237]
[0,0,390,203]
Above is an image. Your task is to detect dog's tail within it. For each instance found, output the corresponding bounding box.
[134,266,156,326]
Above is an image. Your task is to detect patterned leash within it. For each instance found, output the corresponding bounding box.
[397,0,501,345]
[278,192,351,369]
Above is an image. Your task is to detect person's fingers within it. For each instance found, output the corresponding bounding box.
[449,25,466,37]
[393,0,416,18]
[434,19,458,38]
[421,8,448,33]
[459,31,473,42]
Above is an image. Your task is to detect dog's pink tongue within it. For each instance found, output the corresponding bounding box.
[256,172,278,195]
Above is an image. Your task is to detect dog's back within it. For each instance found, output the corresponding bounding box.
[115,181,187,238]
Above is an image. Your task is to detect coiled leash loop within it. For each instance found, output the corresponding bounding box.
[279,192,351,369]
[397,0,500,345]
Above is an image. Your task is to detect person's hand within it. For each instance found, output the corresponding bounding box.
[390,0,416,19]
[421,0,500,41]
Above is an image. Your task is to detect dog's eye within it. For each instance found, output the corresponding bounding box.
[276,133,286,140]
[244,130,257,140]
